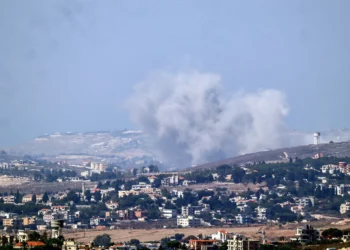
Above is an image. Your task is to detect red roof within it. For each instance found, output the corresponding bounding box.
[15,241,45,247]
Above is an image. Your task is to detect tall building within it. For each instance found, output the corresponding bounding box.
[295,225,321,243]
[227,235,260,250]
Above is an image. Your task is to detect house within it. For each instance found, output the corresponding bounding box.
[3,195,15,204]
[211,230,231,241]
[134,210,147,219]
[227,235,260,250]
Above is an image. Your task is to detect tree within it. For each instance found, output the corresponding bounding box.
[85,190,92,202]
[129,239,140,246]
[28,231,40,241]
[174,234,185,241]
[42,192,49,203]
[93,234,111,248]
[322,228,343,239]
[94,191,102,202]
[167,241,181,249]
[14,191,21,204]
[219,242,228,250]
[132,168,138,176]
[31,195,36,204]
[66,191,80,204]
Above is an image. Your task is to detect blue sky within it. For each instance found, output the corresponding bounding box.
[0,0,349,146]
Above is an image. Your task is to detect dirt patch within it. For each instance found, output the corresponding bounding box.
[64,226,293,243]
[0,181,95,193]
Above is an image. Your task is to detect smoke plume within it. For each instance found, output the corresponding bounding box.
[127,71,289,167]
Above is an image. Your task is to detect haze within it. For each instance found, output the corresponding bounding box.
[1,0,350,147]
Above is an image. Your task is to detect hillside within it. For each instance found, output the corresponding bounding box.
[7,130,154,165]
[6,128,350,167]
[189,140,350,171]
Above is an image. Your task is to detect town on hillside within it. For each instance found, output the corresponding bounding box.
[1,154,350,249]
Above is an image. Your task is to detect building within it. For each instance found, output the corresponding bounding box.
[90,162,107,172]
[177,216,201,227]
[161,209,177,219]
[118,190,140,198]
[227,235,260,250]
[131,182,152,191]
[189,240,217,250]
[294,197,313,207]
[134,210,147,219]
[2,218,22,228]
[294,225,321,243]
[182,206,194,217]
[161,175,179,187]
[211,230,231,242]
[255,207,268,222]
[340,202,350,214]
[3,195,15,204]
[235,214,252,225]
[23,217,36,226]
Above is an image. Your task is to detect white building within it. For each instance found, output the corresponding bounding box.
[255,207,268,221]
[235,214,252,225]
[211,230,231,241]
[177,216,201,227]
[162,209,177,219]
[132,182,152,191]
[340,202,350,214]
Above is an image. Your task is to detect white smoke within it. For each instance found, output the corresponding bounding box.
[127,71,290,167]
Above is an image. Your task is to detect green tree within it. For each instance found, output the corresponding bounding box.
[93,234,111,248]
[167,241,181,249]
[322,228,343,239]
[31,195,36,204]
[219,242,228,250]
[94,191,102,202]
[85,190,92,202]
[27,231,40,241]
[42,193,49,203]
[129,239,140,246]
[66,191,80,204]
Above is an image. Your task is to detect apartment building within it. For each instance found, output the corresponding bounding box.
[255,207,268,222]
[294,225,321,243]
[161,209,177,219]
[2,218,22,228]
[177,216,201,227]
[227,235,260,250]
[235,214,252,225]
[340,202,350,214]
[131,182,152,191]
[161,175,179,187]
